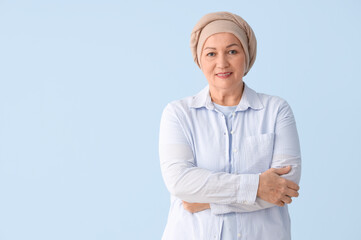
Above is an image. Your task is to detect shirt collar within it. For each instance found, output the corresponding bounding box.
[190,83,264,111]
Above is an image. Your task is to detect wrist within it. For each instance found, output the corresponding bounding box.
[256,173,262,197]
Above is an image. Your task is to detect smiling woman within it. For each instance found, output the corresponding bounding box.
[159,11,301,240]
[200,32,246,106]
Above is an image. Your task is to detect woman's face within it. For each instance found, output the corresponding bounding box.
[200,32,246,92]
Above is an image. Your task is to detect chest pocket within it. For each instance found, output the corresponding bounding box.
[237,133,275,174]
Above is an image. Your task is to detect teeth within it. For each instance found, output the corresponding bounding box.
[217,73,231,76]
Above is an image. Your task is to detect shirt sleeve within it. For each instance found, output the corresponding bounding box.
[210,100,302,214]
[159,103,259,204]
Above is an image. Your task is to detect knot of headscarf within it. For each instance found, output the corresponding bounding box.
[190,11,257,76]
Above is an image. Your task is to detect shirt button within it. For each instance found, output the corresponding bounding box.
[238,233,241,238]
[232,113,236,117]
[233,148,238,153]
[230,130,234,134]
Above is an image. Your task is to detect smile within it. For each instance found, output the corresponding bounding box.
[216,72,232,78]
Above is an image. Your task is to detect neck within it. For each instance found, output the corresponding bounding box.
[209,82,244,106]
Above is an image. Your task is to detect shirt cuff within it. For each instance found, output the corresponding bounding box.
[237,173,260,205]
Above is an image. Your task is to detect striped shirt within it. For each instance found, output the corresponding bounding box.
[159,83,301,240]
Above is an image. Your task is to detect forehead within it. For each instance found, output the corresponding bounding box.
[203,32,241,48]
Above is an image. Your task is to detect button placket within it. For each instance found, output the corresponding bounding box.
[218,111,229,173]
[230,111,238,174]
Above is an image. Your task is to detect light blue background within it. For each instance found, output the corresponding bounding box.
[1,0,360,239]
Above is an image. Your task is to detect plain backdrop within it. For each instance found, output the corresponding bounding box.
[1,0,360,239]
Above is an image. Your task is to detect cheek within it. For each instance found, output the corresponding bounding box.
[236,59,246,74]
[206,68,215,79]
[202,68,212,79]
[201,63,213,77]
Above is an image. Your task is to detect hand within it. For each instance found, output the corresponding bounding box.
[257,166,300,207]
[182,201,210,213]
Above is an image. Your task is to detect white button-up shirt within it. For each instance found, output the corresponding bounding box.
[159,84,301,240]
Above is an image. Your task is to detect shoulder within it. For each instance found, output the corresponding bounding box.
[161,93,199,121]
[255,91,295,122]
[253,89,293,113]
[166,96,195,111]
[257,91,289,107]
[161,86,207,117]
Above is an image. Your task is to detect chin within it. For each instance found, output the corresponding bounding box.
[216,84,237,90]
[218,81,241,87]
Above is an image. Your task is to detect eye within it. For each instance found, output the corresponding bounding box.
[229,50,237,54]
[206,52,215,57]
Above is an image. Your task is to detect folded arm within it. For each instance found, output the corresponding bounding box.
[159,104,259,205]
[210,100,302,214]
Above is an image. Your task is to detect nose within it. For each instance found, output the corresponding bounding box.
[216,53,230,69]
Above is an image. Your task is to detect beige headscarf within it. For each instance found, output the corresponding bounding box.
[190,11,257,76]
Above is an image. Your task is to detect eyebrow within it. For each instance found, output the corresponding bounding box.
[226,43,240,48]
[203,43,240,51]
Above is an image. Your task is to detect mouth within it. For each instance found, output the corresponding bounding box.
[215,72,232,79]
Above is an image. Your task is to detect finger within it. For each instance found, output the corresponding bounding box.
[273,166,291,175]
[286,188,299,198]
[182,202,190,208]
[286,180,300,191]
[281,196,292,204]
[276,200,285,207]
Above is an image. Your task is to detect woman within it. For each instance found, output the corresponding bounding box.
[159,11,301,240]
